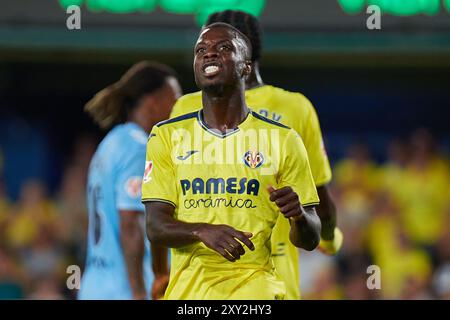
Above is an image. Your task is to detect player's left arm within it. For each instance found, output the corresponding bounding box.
[316,185,337,240]
[268,186,321,251]
[269,129,322,251]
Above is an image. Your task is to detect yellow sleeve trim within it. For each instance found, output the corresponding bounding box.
[141,198,176,208]
[319,227,343,255]
[303,202,320,208]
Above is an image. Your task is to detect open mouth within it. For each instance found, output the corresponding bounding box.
[202,62,221,77]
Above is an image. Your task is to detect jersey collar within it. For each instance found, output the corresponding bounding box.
[196,109,252,139]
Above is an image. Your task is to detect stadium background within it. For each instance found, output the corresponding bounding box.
[0,0,449,299]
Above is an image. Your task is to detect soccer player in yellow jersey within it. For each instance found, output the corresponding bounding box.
[170,10,342,299]
[142,22,321,300]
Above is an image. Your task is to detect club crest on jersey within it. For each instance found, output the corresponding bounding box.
[243,151,264,169]
[143,161,153,183]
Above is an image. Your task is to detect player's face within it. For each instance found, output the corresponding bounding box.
[193,26,249,91]
[151,76,182,123]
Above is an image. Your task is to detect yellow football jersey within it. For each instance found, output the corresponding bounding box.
[170,85,332,299]
[171,86,332,186]
[142,110,319,300]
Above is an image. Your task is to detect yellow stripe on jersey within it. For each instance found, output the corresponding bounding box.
[170,85,333,299]
[142,110,319,300]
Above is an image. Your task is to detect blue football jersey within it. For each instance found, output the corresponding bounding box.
[78,122,152,300]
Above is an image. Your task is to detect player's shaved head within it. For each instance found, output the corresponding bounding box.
[206,10,262,63]
[194,22,253,93]
[201,22,252,61]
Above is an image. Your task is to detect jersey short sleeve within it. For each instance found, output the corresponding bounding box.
[170,93,201,119]
[170,98,186,119]
[115,147,146,212]
[141,126,178,207]
[295,95,332,187]
[278,129,320,207]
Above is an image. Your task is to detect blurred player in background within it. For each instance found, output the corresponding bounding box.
[170,10,343,299]
[142,23,321,299]
[79,61,181,299]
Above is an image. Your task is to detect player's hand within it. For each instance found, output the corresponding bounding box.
[152,273,170,300]
[193,224,255,262]
[268,186,304,219]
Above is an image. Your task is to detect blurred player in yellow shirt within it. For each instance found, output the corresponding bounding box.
[365,192,432,299]
[170,10,342,299]
[142,22,322,299]
[333,143,380,227]
[6,180,59,249]
[395,129,449,246]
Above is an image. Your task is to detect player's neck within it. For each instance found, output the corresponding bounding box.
[128,111,153,134]
[245,62,264,90]
[202,87,249,133]
[129,119,150,134]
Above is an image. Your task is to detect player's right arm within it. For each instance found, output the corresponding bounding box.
[145,202,254,262]
[142,126,254,263]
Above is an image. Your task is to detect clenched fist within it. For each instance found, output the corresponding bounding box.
[268,186,305,219]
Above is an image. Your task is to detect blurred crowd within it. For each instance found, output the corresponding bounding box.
[0,128,449,299]
[0,136,95,299]
[301,128,450,300]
